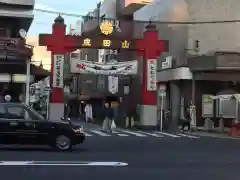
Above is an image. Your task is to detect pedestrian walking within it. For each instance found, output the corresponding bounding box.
[102,102,114,132]
[84,103,93,123]
[181,108,190,132]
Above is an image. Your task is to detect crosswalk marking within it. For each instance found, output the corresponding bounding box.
[91,130,110,136]
[154,131,181,138]
[112,130,129,136]
[83,129,202,139]
[137,131,164,137]
[178,133,199,139]
[120,130,147,137]
[84,132,93,137]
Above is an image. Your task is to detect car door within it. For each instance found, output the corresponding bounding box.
[0,104,19,144]
[5,104,48,144]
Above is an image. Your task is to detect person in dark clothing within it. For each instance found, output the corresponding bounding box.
[102,102,114,132]
[181,108,191,132]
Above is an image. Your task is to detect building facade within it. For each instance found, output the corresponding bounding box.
[0,0,48,102]
[134,0,240,128]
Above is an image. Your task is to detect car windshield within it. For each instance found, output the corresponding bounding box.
[25,105,45,121]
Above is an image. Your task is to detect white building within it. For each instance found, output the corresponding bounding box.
[134,0,240,127]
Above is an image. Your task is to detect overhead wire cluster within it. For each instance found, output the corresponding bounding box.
[34,8,240,24]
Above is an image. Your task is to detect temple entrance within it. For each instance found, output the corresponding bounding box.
[38,15,168,129]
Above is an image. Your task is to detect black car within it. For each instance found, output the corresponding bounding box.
[0,103,85,151]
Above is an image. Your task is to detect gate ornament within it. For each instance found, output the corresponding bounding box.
[100,21,114,35]
[122,40,130,49]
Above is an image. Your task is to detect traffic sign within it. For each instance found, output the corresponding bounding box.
[158,85,166,97]
[159,85,166,91]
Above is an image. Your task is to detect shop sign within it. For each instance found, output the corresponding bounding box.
[147,59,157,91]
[108,76,118,94]
[162,56,172,69]
[53,54,64,88]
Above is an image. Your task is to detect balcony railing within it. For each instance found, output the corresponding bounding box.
[0,37,33,61]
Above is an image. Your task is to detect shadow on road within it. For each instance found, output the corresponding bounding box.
[0,146,87,153]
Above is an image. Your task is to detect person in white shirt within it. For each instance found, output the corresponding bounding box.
[84,103,93,123]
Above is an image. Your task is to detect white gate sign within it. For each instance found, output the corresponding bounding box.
[70,59,138,75]
[53,54,64,88]
[108,76,118,94]
[147,59,157,91]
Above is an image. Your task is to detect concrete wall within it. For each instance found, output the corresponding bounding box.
[186,0,240,55]
[134,0,188,68]
[134,0,240,69]
[70,20,82,35]
[100,0,117,18]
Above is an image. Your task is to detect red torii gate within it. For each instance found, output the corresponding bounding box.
[39,15,168,127]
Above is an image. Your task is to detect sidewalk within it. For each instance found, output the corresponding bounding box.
[187,131,240,139]
[181,126,239,139]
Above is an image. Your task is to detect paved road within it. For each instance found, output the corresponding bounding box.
[83,129,201,138]
[0,136,239,180]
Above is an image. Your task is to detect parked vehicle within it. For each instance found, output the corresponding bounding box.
[0,103,85,151]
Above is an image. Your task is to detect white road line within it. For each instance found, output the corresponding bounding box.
[112,131,129,136]
[120,130,147,137]
[178,133,199,139]
[137,131,164,137]
[91,130,111,136]
[155,131,181,138]
[0,161,128,166]
[0,161,30,165]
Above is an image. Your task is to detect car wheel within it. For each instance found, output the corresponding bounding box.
[55,135,72,151]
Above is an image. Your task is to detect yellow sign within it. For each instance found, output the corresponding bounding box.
[82,38,91,47]
[122,40,130,48]
[100,21,113,35]
[103,39,111,47]
[203,95,212,103]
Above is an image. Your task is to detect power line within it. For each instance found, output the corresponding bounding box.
[34,8,83,18]
[34,8,240,24]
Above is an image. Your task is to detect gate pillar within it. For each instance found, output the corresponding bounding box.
[39,16,76,120]
[136,22,167,129]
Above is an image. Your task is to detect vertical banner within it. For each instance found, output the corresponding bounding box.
[147,59,157,91]
[108,76,118,94]
[97,75,105,91]
[113,76,119,94]
[53,54,64,88]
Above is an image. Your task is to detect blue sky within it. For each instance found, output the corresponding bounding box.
[28,0,99,35]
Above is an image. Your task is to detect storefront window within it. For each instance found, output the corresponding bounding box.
[216,99,236,118]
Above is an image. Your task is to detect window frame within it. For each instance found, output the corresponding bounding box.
[0,104,45,122]
[216,98,236,118]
